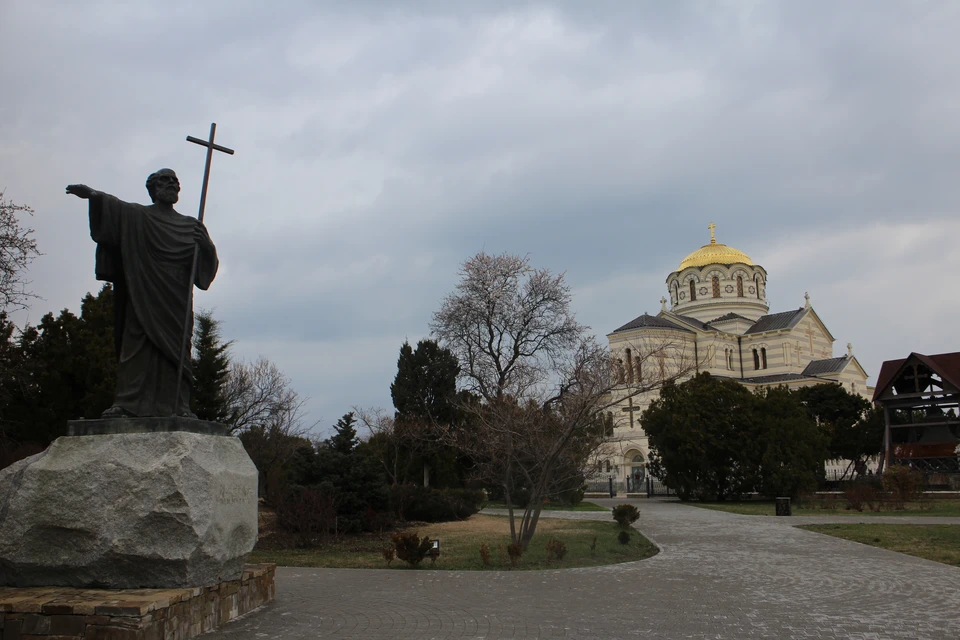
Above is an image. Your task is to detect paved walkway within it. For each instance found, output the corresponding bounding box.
[211,499,960,639]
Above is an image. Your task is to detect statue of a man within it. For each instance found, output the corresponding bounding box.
[66,169,218,418]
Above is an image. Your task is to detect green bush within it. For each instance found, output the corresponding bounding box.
[391,531,433,567]
[611,503,640,528]
[617,530,631,545]
[389,485,486,522]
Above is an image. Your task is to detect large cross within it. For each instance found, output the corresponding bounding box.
[174,123,236,415]
[622,396,641,429]
[804,325,815,354]
[186,123,236,224]
[708,222,716,243]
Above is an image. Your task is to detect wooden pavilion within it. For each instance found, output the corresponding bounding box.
[873,352,960,481]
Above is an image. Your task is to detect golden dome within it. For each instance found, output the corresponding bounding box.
[677,223,754,270]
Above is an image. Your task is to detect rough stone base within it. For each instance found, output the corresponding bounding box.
[0,431,258,589]
[0,563,275,640]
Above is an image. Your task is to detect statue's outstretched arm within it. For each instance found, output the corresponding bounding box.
[66,184,99,199]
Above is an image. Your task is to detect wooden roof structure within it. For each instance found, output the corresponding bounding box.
[873,352,960,476]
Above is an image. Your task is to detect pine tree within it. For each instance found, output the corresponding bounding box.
[191,310,233,423]
[328,412,359,454]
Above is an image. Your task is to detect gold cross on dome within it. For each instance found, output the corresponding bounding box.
[708,222,716,243]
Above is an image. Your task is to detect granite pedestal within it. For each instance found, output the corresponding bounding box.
[0,418,258,589]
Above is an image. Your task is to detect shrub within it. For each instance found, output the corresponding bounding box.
[843,483,881,512]
[391,531,434,567]
[381,546,394,566]
[479,543,491,567]
[882,465,924,510]
[389,485,486,522]
[506,543,523,568]
[275,485,340,547]
[545,538,567,562]
[611,503,640,528]
[617,530,631,545]
[508,488,531,508]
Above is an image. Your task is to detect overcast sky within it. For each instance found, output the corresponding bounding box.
[2,1,958,435]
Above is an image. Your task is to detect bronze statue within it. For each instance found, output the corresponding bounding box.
[66,169,218,417]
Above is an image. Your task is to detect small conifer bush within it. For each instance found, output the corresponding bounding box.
[545,538,567,562]
[506,543,524,568]
[612,503,640,528]
[391,532,433,567]
[479,543,491,567]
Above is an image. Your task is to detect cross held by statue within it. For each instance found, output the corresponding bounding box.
[174,123,235,414]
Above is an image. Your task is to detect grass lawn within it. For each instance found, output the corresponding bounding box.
[482,501,609,512]
[248,514,656,570]
[686,499,960,518]
[801,523,960,568]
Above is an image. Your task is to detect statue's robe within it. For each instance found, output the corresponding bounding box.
[89,194,218,417]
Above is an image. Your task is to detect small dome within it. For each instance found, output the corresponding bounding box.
[677,223,754,270]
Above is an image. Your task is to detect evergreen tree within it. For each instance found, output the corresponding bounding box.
[385,339,466,486]
[753,386,828,498]
[191,310,233,422]
[643,373,761,501]
[0,285,116,449]
[390,339,460,426]
[328,412,359,454]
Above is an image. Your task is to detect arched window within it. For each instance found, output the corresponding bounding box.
[616,358,625,383]
[625,348,634,383]
[689,280,696,301]
[753,348,760,370]
[737,275,744,297]
[727,349,733,370]
[712,276,720,298]
[761,347,767,369]
[673,281,679,304]
[756,276,762,299]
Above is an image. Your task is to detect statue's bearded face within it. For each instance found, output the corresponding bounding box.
[152,173,180,205]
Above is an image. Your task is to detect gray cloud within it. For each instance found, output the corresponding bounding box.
[2,1,958,433]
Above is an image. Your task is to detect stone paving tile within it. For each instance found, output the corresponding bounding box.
[209,499,960,639]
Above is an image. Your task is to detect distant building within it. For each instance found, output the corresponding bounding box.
[601,224,873,491]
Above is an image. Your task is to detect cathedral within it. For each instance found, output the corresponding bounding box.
[602,224,873,489]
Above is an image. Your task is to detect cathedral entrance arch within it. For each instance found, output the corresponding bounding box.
[625,451,646,492]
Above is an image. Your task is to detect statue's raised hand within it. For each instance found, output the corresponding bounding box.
[66,184,97,199]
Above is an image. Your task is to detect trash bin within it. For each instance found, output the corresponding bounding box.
[775,497,791,516]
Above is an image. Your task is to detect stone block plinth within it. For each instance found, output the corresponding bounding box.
[0,563,276,640]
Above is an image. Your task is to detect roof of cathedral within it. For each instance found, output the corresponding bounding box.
[708,312,753,324]
[676,224,755,271]
[612,313,693,334]
[670,314,712,331]
[802,356,852,376]
[744,308,806,334]
[738,373,809,384]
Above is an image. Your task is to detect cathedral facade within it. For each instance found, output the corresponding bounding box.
[602,224,873,490]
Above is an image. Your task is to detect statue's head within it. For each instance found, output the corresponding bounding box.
[145,168,180,205]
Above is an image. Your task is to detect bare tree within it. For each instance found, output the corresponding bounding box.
[224,356,308,434]
[227,356,315,499]
[0,191,41,312]
[431,252,696,550]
